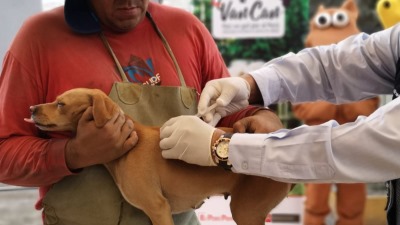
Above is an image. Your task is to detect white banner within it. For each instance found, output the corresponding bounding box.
[211,0,285,39]
[195,195,304,225]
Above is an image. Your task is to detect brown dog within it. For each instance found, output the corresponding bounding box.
[26,88,292,225]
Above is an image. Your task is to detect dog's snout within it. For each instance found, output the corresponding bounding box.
[30,106,38,115]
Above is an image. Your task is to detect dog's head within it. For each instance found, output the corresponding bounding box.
[25,88,121,132]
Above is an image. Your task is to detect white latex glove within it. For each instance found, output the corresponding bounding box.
[198,77,250,125]
[160,116,216,166]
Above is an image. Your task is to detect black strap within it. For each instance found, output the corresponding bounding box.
[386,58,400,225]
[392,58,400,99]
[146,12,187,87]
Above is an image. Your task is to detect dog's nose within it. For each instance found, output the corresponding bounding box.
[30,106,37,115]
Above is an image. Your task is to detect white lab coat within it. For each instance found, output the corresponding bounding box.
[229,23,400,183]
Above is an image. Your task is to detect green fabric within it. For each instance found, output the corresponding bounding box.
[109,82,198,126]
[43,166,200,225]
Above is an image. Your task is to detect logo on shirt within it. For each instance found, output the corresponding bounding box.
[123,55,161,85]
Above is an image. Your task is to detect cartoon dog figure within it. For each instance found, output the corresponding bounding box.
[294,1,380,225]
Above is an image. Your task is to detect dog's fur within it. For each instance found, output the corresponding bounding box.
[27,88,292,225]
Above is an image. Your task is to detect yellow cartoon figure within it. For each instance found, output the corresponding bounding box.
[376,0,400,29]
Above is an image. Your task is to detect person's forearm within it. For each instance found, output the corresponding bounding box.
[217,105,268,128]
[249,26,400,106]
[229,97,400,183]
[0,137,73,187]
[240,73,264,105]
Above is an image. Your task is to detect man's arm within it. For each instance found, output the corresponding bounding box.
[0,54,137,187]
[0,53,72,187]
[240,74,264,105]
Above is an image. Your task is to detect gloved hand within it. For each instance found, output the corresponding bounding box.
[198,77,250,125]
[160,116,217,166]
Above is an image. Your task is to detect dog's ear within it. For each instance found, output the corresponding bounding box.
[92,93,119,128]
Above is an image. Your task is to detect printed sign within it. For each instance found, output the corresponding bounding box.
[195,195,304,225]
[211,0,285,39]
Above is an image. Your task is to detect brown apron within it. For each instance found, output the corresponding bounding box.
[42,12,199,225]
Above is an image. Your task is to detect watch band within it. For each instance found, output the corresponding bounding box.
[218,160,232,171]
[222,133,233,139]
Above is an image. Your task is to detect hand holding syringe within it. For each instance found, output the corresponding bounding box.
[195,102,218,118]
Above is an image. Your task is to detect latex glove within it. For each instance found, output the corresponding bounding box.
[160,116,216,166]
[198,77,250,125]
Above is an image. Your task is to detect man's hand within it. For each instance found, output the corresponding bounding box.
[65,107,138,170]
[233,109,284,134]
[198,77,250,125]
[159,116,217,166]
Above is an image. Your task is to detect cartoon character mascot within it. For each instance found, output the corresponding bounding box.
[376,0,400,28]
[293,0,380,224]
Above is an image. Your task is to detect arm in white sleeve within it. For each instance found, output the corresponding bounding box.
[229,97,400,183]
[250,24,400,106]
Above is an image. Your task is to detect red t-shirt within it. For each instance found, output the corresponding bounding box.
[0,3,256,209]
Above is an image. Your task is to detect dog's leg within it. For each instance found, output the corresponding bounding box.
[105,162,175,225]
[230,177,291,225]
[141,192,175,225]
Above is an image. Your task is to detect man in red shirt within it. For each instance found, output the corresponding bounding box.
[0,0,281,224]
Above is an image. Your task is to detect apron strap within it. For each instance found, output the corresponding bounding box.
[146,12,187,87]
[99,12,187,87]
[99,32,129,82]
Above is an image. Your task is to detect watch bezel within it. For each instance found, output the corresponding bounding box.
[214,137,230,160]
[212,133,233,170]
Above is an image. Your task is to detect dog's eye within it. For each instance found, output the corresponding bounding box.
[57,102,65,108]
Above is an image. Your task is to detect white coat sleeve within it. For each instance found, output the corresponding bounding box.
[230,97,400,183]
[229,24,400,183]
[250,23,400,106]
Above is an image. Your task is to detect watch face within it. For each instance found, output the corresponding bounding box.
[216,140,229,159]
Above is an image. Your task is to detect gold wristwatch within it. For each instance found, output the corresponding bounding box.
[212,133,233,170]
